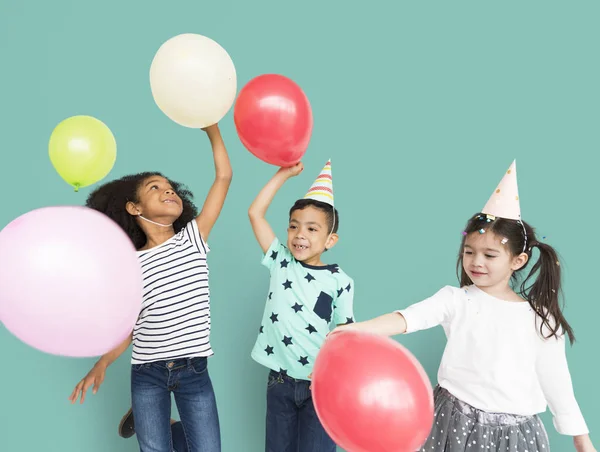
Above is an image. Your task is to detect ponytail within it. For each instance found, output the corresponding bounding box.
[520,241,575,344]
[458,214,576,345]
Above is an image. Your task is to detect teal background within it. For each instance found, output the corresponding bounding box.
[0,1,598,450]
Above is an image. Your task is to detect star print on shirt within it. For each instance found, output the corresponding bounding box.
[279,368,288,376]
[282,336,293,346]
[298,356,309,366]
[270,313,279,323]
[328,266,340,274]
[268,292,273,300]
[304,273,315,283]
[270,250,278,260]
[306,324,317,334]
[265,345,274,356]
[346,283,352,292]
[337,288,344,297]
[280,259,289,268]
[282,279,293,290]
[345,317,354,324]
[292,302,303,313]
[259,325,264,333]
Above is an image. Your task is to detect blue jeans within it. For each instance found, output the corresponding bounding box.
[131,357,221,452]
[265,370,336,452]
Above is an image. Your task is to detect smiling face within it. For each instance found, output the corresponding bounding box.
[132,176,183,222]
[287,205,338,266]
[462,230,526,291]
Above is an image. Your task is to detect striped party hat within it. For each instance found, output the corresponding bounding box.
[304,159,334,206]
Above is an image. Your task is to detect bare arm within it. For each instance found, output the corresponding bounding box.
[334,312,407,337]
[248,163,303,253]
[195,124,233,241]
[69,332,133,404]
[574,435,596,452]
[97,332,133,368]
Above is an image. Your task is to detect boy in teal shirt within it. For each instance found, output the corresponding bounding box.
[248,160,354,452]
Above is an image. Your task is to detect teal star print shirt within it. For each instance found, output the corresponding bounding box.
[251,238,355,380]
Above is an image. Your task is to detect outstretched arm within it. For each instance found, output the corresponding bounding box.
[333,312,408,337]
[195,124,233,241]
[248,163,303,253]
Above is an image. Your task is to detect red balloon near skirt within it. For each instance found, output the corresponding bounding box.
[311,330,434,452]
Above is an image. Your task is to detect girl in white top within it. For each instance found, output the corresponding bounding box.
[334,162,595,452]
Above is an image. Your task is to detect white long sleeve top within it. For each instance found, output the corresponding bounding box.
[397,284,588,436]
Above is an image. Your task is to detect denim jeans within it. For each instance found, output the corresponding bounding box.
[131,357,221,452]
[265,370,336,452]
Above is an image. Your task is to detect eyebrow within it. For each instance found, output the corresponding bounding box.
[464,244,500,253]
[289,219,322,227]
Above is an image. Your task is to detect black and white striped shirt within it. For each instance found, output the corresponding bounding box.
[131,220,213,363]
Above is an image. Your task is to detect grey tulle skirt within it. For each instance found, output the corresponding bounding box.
[419,386,551,452]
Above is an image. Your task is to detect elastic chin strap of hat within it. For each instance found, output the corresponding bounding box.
[517,219,528,253]
[324,201,336,252]
[138,213,173,228]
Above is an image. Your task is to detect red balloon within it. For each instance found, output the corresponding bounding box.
[234,74,313,167]
[312,331,434,452]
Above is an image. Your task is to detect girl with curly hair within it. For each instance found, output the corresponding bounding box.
[68,124,232,452]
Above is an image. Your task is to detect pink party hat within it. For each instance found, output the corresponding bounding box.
[481,160,521,220]
[304,159,334,206]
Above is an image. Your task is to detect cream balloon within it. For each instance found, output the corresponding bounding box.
[149,34,237,128]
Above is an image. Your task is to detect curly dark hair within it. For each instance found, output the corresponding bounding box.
[85,172,198,250]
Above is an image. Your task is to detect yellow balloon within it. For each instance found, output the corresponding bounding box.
[49,115,117,192]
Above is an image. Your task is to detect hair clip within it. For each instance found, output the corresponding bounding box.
[501,238,508,244]
[462,231,467,236]
[479,229,485,234]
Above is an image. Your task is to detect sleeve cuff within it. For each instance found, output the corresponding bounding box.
[553,414,589,436]
[188,220,210,254]
[394,309,414,333]
[261,237,282,267]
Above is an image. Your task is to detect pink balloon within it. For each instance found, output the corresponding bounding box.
[0,206,142,357]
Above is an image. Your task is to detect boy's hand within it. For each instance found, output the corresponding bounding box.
[279,162,304,178]
[68,361,107,404]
